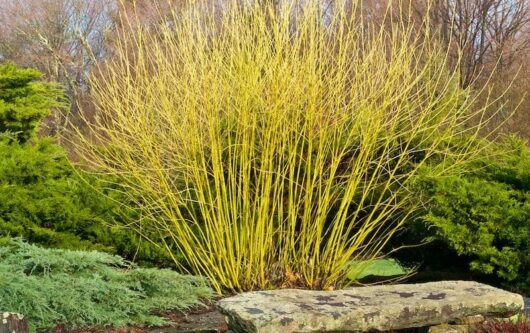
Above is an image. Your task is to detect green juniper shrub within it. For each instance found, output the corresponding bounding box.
[0,239,213,332]
[0,63,63,143]
[0,63,171,265]
[406,136,530,292]
[0,136,171,264]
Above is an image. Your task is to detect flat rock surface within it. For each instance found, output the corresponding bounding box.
[217,281,523,333]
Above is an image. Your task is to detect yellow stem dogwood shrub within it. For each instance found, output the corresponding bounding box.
[72,0,496,293]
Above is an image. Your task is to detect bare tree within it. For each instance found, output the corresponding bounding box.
[0,0,115,133]
[415,0,530,88]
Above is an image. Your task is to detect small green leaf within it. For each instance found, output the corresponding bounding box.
[345,259,409,281]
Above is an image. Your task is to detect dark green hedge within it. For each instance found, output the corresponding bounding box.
[0,63,170,265]
[409,137,530,292]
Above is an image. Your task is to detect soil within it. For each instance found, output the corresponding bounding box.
[49,305,228,333]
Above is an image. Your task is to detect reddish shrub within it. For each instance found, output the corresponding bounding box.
[476,318,530,333]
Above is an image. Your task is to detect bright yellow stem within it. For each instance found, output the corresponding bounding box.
[71,0,495,293]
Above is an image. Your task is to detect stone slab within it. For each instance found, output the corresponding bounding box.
[217,281,523,333]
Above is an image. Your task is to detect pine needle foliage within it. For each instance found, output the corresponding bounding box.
[415,137,530,290]
[0,63,64,143]
[0,239,212,332]
[72,0,498,292]
[0,62,171,265]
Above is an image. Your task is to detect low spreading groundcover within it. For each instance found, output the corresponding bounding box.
[0,239,213,332]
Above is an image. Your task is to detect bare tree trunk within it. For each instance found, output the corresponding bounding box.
[0,313,28,333]
[413,0,530,88]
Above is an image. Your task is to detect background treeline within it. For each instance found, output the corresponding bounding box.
[0,0,528,138]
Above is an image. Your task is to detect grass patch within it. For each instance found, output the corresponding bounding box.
[0,239,213,332]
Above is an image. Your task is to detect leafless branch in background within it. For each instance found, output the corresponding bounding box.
[0,0,115,134]
[1,0,528,138]
[414,0,530,88]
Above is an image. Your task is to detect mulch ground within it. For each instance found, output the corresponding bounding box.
[49,304,228,333]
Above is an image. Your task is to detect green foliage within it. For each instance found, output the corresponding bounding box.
[417,137,530,290]
[345,259,410,281]
[0,63,64,143]
[0,239,212,332]
[0,63,170,265]
[0,136,170,264]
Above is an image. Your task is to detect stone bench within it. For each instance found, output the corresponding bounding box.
[217,281,523,333]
